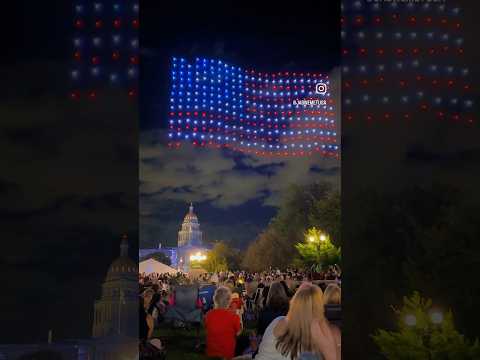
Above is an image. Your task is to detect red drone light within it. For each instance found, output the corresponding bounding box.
[354,16,363,25]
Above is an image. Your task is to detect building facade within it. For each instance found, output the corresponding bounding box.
[176,203,211,272]
[92,235,138,339]
[177,203,203,247]
[139,203,210,272]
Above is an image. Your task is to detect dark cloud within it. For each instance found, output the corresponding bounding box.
[139,197,275,249]
[139,66,341,249]
[406,146,480,164]
[310,166,341,176]
[139,133,340,248]
[0,61,138,343]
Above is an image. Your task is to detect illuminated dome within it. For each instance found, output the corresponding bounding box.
[183,203,199,223]
[106,257,137,280]
[105,235,137,281]
[178,203,203,247]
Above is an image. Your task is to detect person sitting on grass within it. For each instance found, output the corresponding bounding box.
[257,281,289,336]
[323,284,340,305]
[323,283,341,328]
[205,286,242,359]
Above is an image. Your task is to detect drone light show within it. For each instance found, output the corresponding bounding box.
[167,57,338,157]
[70,1,139,99]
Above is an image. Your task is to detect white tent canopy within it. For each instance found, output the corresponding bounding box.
[139,258,178,275]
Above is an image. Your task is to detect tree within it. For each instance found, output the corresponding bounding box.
[141,251,171,266]
[309,190,341,247]
[295,227,341,270]
[225,247,243,271]
[242,227,292,271]
[243,181,340,271]
[203,242,229,273]
[341,183,480,358]
[372,292,480,360]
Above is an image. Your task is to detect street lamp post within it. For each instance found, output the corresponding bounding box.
[312,231,327,271]
[189,252,207,272]
[190,252,207,262]
[404,309,444,360]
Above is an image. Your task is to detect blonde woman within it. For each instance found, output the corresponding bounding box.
[255,283,340,360]
[323,284,341,328]
[323,284,341,305]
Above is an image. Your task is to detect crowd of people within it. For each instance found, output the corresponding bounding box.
[139,266,341,360]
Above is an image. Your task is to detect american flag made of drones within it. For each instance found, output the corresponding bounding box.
[167,57,338,157]
[69,1,475,155]
[342,0,475,124]
[70,1,139,100]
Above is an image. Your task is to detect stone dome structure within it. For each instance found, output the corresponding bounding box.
[105,238,137,281]
[92,235,138,338]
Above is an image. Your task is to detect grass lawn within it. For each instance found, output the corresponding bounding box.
[153,320,256,360]
[153,326,209,360]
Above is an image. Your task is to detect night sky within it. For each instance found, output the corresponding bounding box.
[0,0,340,344]
[2,0,479,350]
[1,1,139,343]
[139,1,341,250]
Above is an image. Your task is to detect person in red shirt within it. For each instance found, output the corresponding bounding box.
[204,286,242,359]
[229,292,244,312]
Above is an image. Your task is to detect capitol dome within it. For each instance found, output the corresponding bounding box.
[178,203,203,247]
[106,256,137,280]
[106,235,138,281]
[92,235,138,338]
[183,203,199,222]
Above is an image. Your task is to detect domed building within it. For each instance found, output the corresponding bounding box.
[176,203,211,272]
[92,235,138,338]
[178,203,203,247]
[138,203,211,272]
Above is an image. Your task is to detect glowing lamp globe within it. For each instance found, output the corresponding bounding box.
[190,252,206,262]
[430,310,444,325]
[404,314,416,327]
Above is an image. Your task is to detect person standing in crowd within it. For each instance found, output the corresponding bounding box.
[257,281,290,336]
[261,276,273,307]
[205,286,242,359]
[245,277,258,299]
[255,283,340,360]
[139,289,155,341]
